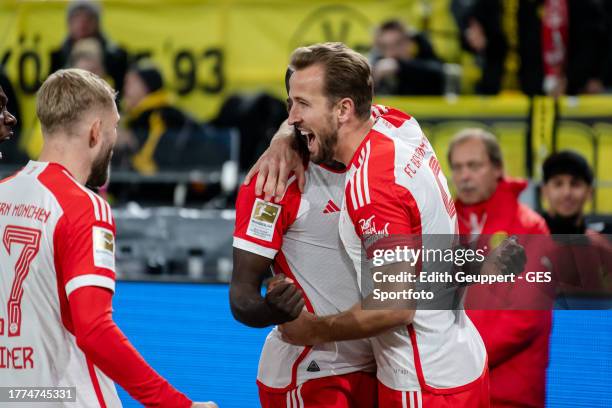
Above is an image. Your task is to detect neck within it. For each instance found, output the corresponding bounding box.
[38,137,91,185]
[547,211,584,227]
[335,116,375,165]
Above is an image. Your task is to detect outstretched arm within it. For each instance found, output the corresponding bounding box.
[280,262,416,345]
[69,286,194,407]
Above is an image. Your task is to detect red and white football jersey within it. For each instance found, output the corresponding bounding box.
[339,108,487,392]
[234,164,375,392]
[0,161,121,407]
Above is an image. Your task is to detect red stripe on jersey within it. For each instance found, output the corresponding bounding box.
[86,357,107,408]
[38,164,115,335]
[258,251,314,393]
[376,107,413,128]
[407,325,484,395]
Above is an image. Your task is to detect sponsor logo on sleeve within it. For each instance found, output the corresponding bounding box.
[247,199,281,242]
[92,226,115,271]
[358,214,390,249]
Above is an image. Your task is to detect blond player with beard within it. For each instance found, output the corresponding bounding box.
[0,69,216,408]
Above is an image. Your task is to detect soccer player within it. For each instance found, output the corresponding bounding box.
[251,43,489,407]
[231,70,377,407]
[0,69,216,408]
[0,85,18,149]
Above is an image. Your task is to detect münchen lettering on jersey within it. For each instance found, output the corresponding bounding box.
[0,202,51,224]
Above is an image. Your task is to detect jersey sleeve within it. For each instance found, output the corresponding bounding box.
[347,181,421,260]
[54,196,117,298]
[69,286,192,407]
[233,174,301,259]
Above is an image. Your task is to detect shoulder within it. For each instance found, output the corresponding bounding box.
[38,167,113,228]
[236,172,302,213]
[517,203,549,234]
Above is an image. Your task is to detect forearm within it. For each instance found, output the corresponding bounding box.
[79,319,191,407]
[313,303,414,343]
[230,286,280,328]
[70,287,191,407]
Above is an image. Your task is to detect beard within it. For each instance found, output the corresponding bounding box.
[87,142,113,188]
[310,114,338,165]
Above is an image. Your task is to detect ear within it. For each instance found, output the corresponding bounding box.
[493,163,504,180]
[540,183,549,203]
[88,118,102,148]
[587,185,594,202]
[337,98,355,124]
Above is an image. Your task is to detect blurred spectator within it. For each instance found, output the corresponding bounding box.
[212,93,287,171]
[50,0,128,96]
[448,128,553,408]
[69,38,107,78]
[603,1,612,90]
[116,61,204,174]
[563,0,608,95]
[540,151,612,293]
[22,39,113,161]
[0,69,26,164]
[459,0,608,96]
[370,19,445,95]
[457,0,507,94]
[541,150,594,234]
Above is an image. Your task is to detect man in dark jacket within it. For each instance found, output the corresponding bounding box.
[117,62,204,174]
[541,151,612,293]
[50,1,128,96]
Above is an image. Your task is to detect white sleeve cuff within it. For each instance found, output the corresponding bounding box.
[233,237,278,259]
[65,274,116,297]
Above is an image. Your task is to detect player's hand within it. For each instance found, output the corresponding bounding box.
[191,402,218,408]
[243,120,306,202]
[265,273,305,324]
[481,236,526,277]
[279,310,321,346]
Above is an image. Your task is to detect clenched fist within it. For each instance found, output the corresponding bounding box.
[265,273,305,324]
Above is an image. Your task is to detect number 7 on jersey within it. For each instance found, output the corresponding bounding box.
[1,225,42,337]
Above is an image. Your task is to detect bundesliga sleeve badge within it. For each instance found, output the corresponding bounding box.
[92,226,116,271]
[246,199,281,242]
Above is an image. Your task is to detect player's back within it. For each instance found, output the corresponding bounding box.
[340,108,487,392]
[0,161,120,407]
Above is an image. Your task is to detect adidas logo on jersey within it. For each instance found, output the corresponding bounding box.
[323,200,340,214]
[306,360,320,372]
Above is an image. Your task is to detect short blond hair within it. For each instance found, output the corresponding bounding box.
[36,68,116,135]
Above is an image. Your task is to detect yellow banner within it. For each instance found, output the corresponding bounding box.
[0,0,457,126]
[1,1,610,211]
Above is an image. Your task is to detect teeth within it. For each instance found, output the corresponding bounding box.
[300,130,311,136]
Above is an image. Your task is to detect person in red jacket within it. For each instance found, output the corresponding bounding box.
[448,128,553,408]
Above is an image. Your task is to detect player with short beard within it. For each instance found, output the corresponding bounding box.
[0,69,216,408]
